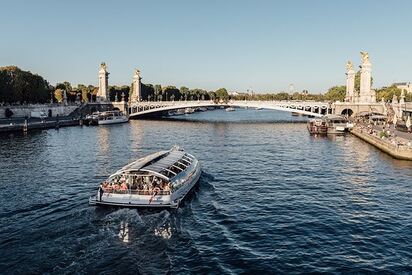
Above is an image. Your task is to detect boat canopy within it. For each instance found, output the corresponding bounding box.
[324,114,347,121]
[111,148,194,181]
[116,151,168,174]
[141,150,186,174]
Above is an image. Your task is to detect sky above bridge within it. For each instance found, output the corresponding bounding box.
[1,0,411,93]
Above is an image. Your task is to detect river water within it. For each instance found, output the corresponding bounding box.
[0,109,411,274]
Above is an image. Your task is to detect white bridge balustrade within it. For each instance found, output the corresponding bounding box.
[128,100,332,118]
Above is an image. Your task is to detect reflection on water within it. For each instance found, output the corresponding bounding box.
[97,126,110,155]
[154,221,172,240]
[118,221,130,243]
[1,109,412,273]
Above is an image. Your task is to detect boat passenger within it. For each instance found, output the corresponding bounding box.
[105,183,113,192]
[102,182,109,191]
[98,184,104,201]
[120,182,128,191]
[164,183,170,192]
[114,184,120,192]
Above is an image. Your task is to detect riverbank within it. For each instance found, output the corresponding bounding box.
[350,126,412,160]
[0,118,81,133]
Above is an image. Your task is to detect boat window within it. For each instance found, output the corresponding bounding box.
[164,168,177,176]
[176,161,188,168]
[180,158,191,165]
[183,154,193,161]
[172,164,184,171]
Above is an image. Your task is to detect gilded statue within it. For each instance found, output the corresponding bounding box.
[100,62,107,70]
[134,68,140,76]
[346,61,353,71]
[360,52,369,64]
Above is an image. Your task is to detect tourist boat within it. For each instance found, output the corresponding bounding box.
[85,112,101,126]
[89,146,202,208]
[307,118,328,135]
[225,107,235,112]
[175,109,185,115]
[307,115,353,135]
[185,108,195,114]
[98,110,128,125]
[168,109,186,116]
[325,115,352,134]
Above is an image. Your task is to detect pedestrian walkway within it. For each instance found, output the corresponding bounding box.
[372,125,412,141]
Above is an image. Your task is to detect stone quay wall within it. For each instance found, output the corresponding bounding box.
[351,127,412,160]
[0,104,79,118]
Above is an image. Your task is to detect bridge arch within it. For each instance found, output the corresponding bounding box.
[128,100,330,118]
[341,108,353,117]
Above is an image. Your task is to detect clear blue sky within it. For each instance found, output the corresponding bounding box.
[1,0,411,93]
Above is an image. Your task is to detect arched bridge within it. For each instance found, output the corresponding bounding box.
[128,100,332,118]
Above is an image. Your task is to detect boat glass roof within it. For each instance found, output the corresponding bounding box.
[140,150,186,174]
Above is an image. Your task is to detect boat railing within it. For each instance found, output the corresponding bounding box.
[102,188,170,196]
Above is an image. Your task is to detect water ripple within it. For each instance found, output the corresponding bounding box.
[1,109,412,273]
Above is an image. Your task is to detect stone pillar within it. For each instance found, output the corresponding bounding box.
[63,90,68,106]
[345,61,355,102]
[400,89,405,104]
[359,52,376,103]
[98,62,109,102]
[131,69,141,103]
[392,94,400,117]
[399,90,405,118]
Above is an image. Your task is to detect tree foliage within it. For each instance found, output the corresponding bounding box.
[215,88,229,101]
[0,66,51,104]
[54,89,63,103]
[323,86,346,102]
[354,70,373,92]
[375,85,402,102]
[109,85,130,102]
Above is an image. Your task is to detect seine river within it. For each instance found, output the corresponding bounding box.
[0,109,411,274]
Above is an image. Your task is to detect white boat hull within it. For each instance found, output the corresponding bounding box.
[89,162,201,208]
[98,116,128,125]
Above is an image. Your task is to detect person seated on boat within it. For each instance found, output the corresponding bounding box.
[152,184,161,195]
[131,183,137,190]
[102,181,109,191]
[163,183,171,192]
[142,183,149,195]
[113,184,120,192]
[120,182,128,191]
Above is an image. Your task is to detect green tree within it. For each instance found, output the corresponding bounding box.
[375,85,402,102]
[0,66,51,103]
[77,84,88,102]
[324,86,346,102]
[163,86,180,101]
[215,88,229,101]
[141,83,155,101]
[274,92,290,101]
[180,86,189,100]
[54,89,63,103]
[208,91,217,102]
[405,92,412,102]
[354,70,373,92]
